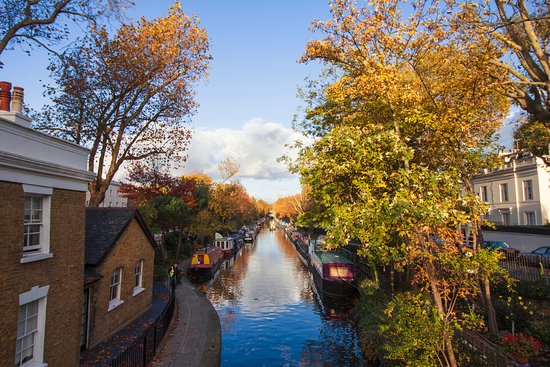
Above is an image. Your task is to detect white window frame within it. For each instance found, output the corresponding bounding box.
[501,211,510,225]
[16,285,49,367]
[525,211,536,225]
[523,180,534,201]
[21,185,53,264]
[108,268,124,311]
[480,186,488,202]
[500,183,509,202]
[133,260,145,296]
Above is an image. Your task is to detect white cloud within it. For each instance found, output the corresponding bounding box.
[178,118,306,182]
[170,118,308,202]
[498,107,522,150]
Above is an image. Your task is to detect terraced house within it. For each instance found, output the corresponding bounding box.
[0,82,94,366]
[0,82,158,366]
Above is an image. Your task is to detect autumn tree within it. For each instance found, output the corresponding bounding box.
[140,195,190,260]
[453,0,550,128]
[0,0,132,60]
[218,156,240,183]
[36,2,211,207]
[209,181,257,232]
[272,189,312,225]
[254,199,271,217]
[514,118,550,165]
[294,0,510,364]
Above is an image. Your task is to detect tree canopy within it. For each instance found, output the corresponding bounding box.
[0,0,132,60]
[293,0,513,364]
[36,3,211,207]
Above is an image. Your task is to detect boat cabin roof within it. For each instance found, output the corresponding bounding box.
[315,250,353,264]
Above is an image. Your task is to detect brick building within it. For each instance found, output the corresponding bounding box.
[83,208,156,349]
[0,83,94,366]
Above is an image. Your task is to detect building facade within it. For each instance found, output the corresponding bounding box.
[471,150,550,226]
[0,83,94,366]
[85,181,128,208]
[83,208,155,349]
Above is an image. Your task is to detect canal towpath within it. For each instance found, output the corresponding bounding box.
[152,258,222,367]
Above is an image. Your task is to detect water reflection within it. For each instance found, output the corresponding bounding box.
[204,228,365,366]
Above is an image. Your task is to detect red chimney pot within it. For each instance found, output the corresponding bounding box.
[0,81,12,112]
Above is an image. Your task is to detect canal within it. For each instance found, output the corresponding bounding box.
[201,227,365,366]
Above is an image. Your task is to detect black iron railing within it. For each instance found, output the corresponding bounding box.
[108,281,176,367]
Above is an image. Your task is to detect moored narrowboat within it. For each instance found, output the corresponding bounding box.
[244,230,255,242]
[214,233,238,255]
[188,246,224,281]
[308,238,356,297]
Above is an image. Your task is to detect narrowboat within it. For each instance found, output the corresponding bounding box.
[214,233,238,255]
[188,246,224,281]
[308,238,356,297]
[244,230,255,243]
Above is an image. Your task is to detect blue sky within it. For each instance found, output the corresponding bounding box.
[1,0,515,202]
[1,0,329,203]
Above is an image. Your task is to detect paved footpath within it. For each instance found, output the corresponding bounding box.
[152,260,221,367]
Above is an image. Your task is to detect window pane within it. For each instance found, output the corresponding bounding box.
[31,209,42,223]
[26,315,37,334]
[26,300,38,317]
[17,321,25,337]
[22,334,34,350]
[15,338,22,354]
[21,344,33,363]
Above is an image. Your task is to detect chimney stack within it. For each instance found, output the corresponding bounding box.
[11,86,24,113]
[0,81,12,111]
[0,81,31,127]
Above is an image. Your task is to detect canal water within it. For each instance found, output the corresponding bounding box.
[201,227,365,366]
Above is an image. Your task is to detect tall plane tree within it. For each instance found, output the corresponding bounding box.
[37,2,211,207]
[454,0,550,128]
[0,0,132,60]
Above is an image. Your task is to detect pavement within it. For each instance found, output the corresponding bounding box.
[151,259,222,367]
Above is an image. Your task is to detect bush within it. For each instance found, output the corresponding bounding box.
[516,279,550,300]
[379,291,445,367]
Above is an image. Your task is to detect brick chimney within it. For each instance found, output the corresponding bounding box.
[0,81,31,128]
[0,81,11,111]
[12,86,24,113]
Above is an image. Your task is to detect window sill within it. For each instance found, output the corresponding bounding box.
[133,287,145,297]
[108,299,124,312]
[20,253,53,264]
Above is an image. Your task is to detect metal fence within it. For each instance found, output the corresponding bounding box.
[108,279,176,367]
[500,256,550,285]
[457,330,516,367]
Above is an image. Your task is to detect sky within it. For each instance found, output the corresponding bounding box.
[0,0,516,203]
[1,0,329,203]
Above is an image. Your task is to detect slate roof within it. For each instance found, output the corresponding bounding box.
[85,208,156,266]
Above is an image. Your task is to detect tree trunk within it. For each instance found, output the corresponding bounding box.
[462,177,499,336]
[175,231,182,261]
[159,232,168,261]
[88,178,108,208]
[426,261,458,367]
[482,273,499,336]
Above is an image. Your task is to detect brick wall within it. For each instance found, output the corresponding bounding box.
[0,181,86,366]
[87,217,154,347]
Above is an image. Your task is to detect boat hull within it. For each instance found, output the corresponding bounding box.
[309,261,356,297]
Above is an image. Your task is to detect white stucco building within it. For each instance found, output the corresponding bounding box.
[471,150,550,226]
[85,181,128,208]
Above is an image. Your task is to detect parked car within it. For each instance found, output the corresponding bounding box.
[481,241,520,259]
[518,246,550,268]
